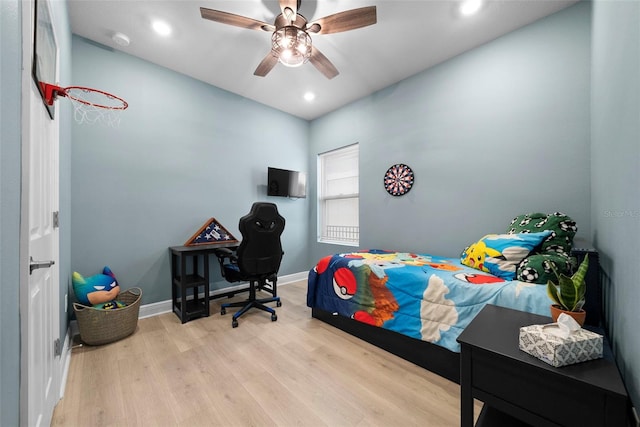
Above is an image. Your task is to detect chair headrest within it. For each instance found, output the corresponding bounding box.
[251,202,280,219]
[239,202,285,235]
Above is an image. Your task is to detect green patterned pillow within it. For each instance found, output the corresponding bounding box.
[507,212,578,283]
[515,252,577,284]
[507,212,577,255]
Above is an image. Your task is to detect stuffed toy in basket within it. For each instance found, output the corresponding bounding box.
[72,266,142,345]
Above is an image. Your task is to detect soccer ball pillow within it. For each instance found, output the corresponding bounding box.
[507,212,578,284]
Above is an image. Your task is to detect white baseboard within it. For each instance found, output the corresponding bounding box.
[70,272,307,325]
[278,270,308,284]
[58,330,72,399]
[70,271,307,327]
[138,270,307,319]
[138,299,172,319]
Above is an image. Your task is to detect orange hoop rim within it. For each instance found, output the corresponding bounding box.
[42,83,128,110]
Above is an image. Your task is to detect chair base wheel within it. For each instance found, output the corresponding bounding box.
[220,293,281,327]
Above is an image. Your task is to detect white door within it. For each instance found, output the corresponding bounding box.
[20,1,61,426]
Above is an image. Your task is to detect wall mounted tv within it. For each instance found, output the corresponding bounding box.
[268,167,307,198]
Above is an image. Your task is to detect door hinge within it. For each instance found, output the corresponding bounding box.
[53,211,59,228]
[54,338,62,357]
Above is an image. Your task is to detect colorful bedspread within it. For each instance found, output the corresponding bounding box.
[306,250,551,353]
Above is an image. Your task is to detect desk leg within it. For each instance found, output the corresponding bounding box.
[460,345,474,427]
[171,253,177,315]
[180,253,188,323]
[203,254,210,316]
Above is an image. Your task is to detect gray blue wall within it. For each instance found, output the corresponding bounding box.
[70,36,310,304]
[308,2,592,263]
[591,0,640,412]
[1,1,24,425]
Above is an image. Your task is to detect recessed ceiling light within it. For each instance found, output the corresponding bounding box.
[460,0,483,16]
[152,20,172,36]
[304,92,315,102]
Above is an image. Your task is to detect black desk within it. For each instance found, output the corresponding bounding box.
[457,305,629,427]
[169,243,237,323]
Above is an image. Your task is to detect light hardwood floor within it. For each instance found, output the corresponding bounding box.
[52,280,480,426]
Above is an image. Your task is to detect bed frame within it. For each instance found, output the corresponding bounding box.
[311,242,602,385]
[312,306,461,382]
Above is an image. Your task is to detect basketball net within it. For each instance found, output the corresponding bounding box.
[42,83,128,128]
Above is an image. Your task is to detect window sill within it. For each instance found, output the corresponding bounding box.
[318,238,359,247]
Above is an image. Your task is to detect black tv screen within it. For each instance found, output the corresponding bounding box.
[268,167,306,198]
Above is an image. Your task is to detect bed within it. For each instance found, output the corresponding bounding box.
[306,241,600,383]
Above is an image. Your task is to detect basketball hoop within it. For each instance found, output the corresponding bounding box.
[41,82,128,127]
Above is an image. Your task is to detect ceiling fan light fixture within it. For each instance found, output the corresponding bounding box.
[272,26,312,67]
[200,1,377,78]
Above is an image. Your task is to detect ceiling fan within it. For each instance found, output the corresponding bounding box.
[200,0,377,79]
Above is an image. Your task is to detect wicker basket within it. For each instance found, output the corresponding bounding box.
[73,287,142,345]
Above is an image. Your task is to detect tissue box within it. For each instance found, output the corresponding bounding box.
[519,324,603,367]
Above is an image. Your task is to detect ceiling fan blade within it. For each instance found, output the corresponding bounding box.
[279,0,298,21]
[309,46,339,79]
[254,52,279,77]
[307,6,377,35]
[200,7,274,32]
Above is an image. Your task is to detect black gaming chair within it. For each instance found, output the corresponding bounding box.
[214,202,285,328]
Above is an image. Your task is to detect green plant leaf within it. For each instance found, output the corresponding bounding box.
[546,281,562,306]
[572,254,589,290]
[546,254,589,312]
[558,274,578,310]
[570,254,588,310]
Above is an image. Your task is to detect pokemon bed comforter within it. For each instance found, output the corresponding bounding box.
[306,250,550,353]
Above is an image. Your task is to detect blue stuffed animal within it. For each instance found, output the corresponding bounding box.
[72,266,123,309]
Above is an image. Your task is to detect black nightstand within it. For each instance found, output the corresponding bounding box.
[457,305,629,427]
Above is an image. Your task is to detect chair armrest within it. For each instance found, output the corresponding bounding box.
[214,247,235,258]
[214,247,238,279]
[214,247,239,266]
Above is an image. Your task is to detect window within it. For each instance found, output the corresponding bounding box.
[318,144,359,245]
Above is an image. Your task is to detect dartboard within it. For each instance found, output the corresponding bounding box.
[384,164,414,196]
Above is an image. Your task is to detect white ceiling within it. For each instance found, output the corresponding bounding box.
[67,0,578,120]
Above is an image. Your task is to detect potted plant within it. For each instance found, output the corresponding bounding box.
[546,254,589,326]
